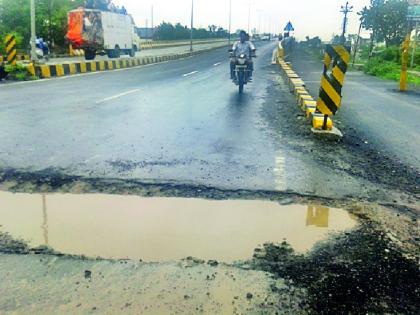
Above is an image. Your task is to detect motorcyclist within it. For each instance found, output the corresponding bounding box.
[35,38,49,57]
[230,30,256,81]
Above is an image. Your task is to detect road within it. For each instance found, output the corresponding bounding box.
[0,41,418,204]
[0,41,419,315]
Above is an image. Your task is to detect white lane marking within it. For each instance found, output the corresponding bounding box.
[96,89,140,104]
[183,71,199,77]
[213,62,222,66]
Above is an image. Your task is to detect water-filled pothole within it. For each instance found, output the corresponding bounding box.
[0,191,357,262]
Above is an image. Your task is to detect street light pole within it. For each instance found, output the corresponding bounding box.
[247,4,251,34]
[151,5,154,30]
[340,1,353,44]
[228,0,232,46]
[30,0,38,61]
[190,0,194,52]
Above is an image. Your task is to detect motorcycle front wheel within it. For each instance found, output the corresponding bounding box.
[238,70,245,94]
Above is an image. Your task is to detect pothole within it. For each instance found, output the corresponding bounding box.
[0,191,357,262]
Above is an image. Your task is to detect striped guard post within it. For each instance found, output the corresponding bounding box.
[5,34,17,66]
[315,44,350,130]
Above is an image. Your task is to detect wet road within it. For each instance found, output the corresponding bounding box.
[0,42,407,199]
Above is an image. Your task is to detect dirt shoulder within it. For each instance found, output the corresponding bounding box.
[0,250,306,315]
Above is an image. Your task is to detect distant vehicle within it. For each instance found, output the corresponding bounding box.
[66,8,141,60]
[261,34,271,41]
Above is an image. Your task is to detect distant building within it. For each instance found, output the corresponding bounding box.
[136,27,157,40]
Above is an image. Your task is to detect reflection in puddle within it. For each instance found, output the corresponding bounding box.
[306,205,329,228]
[0,191,356,262]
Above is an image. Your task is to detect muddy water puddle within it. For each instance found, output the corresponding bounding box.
[0,191,357,262]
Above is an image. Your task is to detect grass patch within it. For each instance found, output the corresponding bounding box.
[363,57,420,85]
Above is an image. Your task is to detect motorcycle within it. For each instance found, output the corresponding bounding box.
[229,50,255,93]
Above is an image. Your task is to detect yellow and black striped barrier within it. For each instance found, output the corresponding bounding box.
[275,45,344,137]
[315,44,350,130]
[5,34,17,66]
[30,46,219,79]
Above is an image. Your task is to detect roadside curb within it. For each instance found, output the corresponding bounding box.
[27,44,228,79]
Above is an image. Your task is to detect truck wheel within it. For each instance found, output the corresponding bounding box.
[85,49,96,60]
[128,49,136,57]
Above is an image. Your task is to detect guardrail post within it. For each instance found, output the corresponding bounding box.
[5,34,17,66]
[314,44,350,131]
[400,35,410,92]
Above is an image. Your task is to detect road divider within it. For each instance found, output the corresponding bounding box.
[25,46,226,79]
[276,44,350,137]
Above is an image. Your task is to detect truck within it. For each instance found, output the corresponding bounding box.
[66,8,141,60]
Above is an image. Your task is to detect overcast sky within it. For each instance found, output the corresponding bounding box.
[113,0,372,40]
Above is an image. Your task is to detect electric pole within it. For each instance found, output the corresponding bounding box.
[30,0,38,61]
[190,0,194,52]
[151,5,154,30]
[340,1,353,44]
[228,0,232,46]
[247,4,251,34]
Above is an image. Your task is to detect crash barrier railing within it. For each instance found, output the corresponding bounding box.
[27,47,223,79]
[276,44,351,135]
[400,35,410,92]
[139,38,227,50]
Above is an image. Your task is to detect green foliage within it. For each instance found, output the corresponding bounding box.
[359,0,408,47]
[154,22,228,41]
[364,57,400,79]
[364,56,420,84]
[377,46,401,62]
[4,63,38,81]
[0,0,86,52]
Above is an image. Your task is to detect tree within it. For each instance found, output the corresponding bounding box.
[359,0,408,47]
[154,22,228,41]
[0,0,85,51]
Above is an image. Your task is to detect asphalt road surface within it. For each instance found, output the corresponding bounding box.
[0,42,418,204]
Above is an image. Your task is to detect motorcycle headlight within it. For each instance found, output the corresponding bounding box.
[238,58,246,65]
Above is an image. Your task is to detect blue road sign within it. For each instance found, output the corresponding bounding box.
[284,21,295,32]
